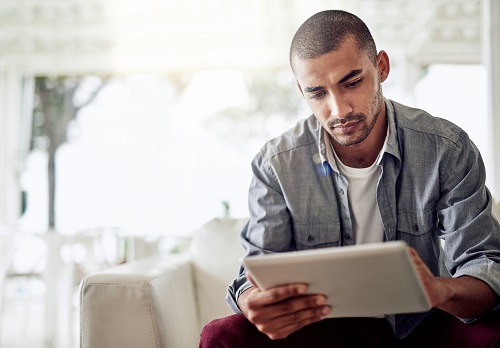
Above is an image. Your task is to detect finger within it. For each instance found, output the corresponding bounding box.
[408,247,431,275]
[407,247,419,261]
[246,271,308,299]
[408,247,427,272]
[261,294,328,320]
[248,294,329,325]
[407,247,442,306]
[268,314,327,340]
[249,283,309,306]
[257,304,331,340]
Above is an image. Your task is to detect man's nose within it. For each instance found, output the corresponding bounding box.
[329,94,353,119]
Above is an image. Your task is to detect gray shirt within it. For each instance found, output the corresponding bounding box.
[226,99,500,339]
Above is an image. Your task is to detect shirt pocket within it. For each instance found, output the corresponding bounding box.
[396,209,440,274]
[293,222,341,250]
[396,209,437,249]
[397,209,436,235]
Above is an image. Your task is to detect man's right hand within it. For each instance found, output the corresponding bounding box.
[237,277,331,340]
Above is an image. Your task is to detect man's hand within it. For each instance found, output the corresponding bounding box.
[408,247,498,318]
[237,274,331,340]
[408,247,453,308]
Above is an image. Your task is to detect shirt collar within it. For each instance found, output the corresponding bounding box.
[383,98,401,162]
[318,127,338,172]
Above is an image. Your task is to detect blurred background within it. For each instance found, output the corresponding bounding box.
[0,0,499,347]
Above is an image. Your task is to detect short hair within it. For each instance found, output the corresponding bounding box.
[289,10,378,73]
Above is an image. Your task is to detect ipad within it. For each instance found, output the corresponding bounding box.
[242,241,431,318]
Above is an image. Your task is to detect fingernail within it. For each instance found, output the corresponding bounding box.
[297,285,307,294]
[322,306,331,315]
[316,297,326,305]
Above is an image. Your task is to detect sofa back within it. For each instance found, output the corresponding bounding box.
[190,217,248,330]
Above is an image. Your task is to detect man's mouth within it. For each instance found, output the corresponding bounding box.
[333,121,359,134]
[327,113,365,133]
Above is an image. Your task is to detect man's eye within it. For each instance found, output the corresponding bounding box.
[309,91,326,99]
[346,79,362,88]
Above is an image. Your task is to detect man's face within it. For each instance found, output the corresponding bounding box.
[294,37,389,147]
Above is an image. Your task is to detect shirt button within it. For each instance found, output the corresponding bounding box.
[412,224,419,232]
[308,235,315,242]
[339,189,345,195]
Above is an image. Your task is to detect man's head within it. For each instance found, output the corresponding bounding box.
[290,10,389,155]
[290,10,377,74]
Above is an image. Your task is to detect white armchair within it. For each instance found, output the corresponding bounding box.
[79,218,247,348]
[79,200,500,348]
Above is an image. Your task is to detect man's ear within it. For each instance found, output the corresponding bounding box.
[377,50,390,83]
[296,80,305,98]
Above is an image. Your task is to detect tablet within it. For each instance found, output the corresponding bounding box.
[242,241,431,318]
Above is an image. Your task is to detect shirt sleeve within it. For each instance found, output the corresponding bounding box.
[437,130,500,318]
[225,151,295,312]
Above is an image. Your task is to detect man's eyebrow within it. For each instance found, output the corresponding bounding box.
[304,69,364,93]
[337,69,363,85]
[304,86,324,93]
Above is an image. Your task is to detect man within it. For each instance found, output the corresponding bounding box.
[200,10,500,347]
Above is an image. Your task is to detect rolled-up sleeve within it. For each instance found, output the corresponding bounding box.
[437,130,500,308]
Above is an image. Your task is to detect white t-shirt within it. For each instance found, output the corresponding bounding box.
[332,132,388,244]
[335,155,384,244]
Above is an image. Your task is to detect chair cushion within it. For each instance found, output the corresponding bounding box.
[190,217,247,329]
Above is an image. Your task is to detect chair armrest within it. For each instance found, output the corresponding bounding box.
[80,254,199,348]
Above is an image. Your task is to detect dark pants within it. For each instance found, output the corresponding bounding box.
[199,309,500,347]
